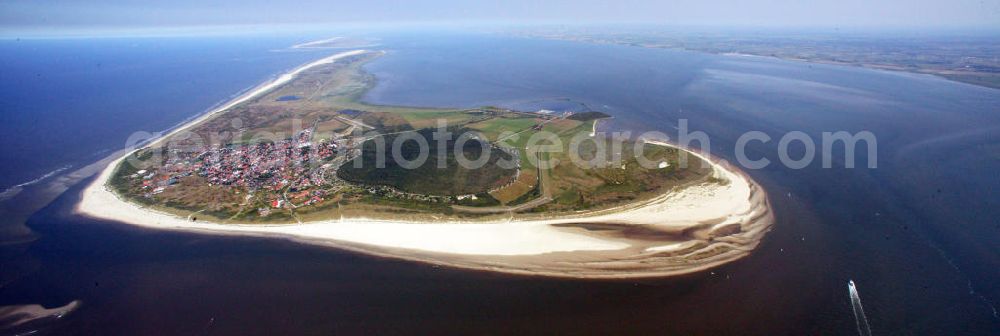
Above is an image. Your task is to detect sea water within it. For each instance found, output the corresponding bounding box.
[2,30,999,334]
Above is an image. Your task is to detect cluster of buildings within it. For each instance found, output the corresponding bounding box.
[129,112,548,215]
[136,130,340,207]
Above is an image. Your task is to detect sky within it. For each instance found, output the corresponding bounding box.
[3,0,1000,33]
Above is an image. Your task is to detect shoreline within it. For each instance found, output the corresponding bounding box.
[537,35,1000,91]
[74,51,774,279]
[291,37,343,49]
[143,49,369,150]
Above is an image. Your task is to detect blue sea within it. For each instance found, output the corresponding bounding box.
[0,36,333,192]
[1,30,998,334]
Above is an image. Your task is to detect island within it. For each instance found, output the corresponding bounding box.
[77,49,774,278]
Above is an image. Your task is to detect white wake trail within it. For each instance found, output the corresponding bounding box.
[849,280,872,336]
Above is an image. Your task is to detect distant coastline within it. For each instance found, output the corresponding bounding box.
[291,37,381,50]
[513,32,1000,91]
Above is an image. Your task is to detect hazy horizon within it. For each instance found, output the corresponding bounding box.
[3,0,1000,37]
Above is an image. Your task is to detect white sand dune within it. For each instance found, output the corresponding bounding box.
[292,37,343,49]
[78,142,764,257]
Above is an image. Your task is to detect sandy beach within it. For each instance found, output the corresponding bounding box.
[291,37,344,49]
[142,49,368,150]
[0,301,80,328]
[75,51,774,278]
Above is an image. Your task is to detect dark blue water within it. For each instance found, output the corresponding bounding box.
[2,32,999,334]
[0,36,330,191]
[364,33,1000,333]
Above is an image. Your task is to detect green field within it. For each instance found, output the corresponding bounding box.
[466,116,542,140]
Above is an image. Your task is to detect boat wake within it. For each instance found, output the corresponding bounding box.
[849,280,873,336]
